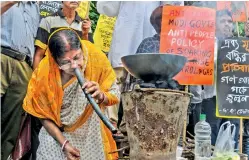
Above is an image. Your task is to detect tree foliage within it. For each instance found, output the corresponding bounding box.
[89,1,100,33]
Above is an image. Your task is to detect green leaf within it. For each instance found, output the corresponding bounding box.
[89,1,100,32]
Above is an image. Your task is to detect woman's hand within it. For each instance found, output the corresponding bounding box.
[64,142,80,160]
[83,81,105,103]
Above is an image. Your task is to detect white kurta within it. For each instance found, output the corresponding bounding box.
[107,1,160,68]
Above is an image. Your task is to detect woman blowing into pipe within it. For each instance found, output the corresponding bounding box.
[23,28,120,160]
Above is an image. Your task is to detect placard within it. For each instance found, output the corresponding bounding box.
[39,1,61,18]
[216,38,249,118]
[93,15,116,52]
[76,1,90,19]
[160,6,216,85]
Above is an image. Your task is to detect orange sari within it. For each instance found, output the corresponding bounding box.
[23,39,119,160]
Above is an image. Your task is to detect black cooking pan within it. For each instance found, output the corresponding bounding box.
[121,53,188,82]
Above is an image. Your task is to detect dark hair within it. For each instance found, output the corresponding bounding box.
[216,9,233,20]
[150,6,163,34]
[48,29,81,61]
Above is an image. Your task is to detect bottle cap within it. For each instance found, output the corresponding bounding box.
[200,114,206,121]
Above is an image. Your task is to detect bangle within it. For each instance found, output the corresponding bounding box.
[61,140,69,151]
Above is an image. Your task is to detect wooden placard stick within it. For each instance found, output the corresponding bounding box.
[239,118,243,154]
[183,119,187,148]
[235,18,244,154]
[182,85,189,148]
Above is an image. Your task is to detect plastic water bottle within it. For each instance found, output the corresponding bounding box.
[194,114,211,160]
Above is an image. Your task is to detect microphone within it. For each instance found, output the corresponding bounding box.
[74,68,117,134]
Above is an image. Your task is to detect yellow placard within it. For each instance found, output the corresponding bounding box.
[93,15,116,52]
[76,1,90,19]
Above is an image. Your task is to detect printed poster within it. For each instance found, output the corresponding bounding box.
[160,6,216,85]
[76,1,90,19]
[93,15,116,52]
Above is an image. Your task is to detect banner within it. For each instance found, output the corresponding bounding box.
[160,6,216,85]
[76,1,90,19]
[93,15,116,53]
[217,1,249,22]
[39,1,61,19]
[216,38,249,119]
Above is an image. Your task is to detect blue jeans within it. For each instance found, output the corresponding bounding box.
[202,96,240,149]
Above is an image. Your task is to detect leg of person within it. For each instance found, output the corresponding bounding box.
[1,54,32,160]
[30,116,42,160]
[21,116,40,160]
[21,116,42,160]
[243,120,249,156]
[105,104,119,127]
[202,96,222,146]
[106,67,127,128]
[230,118,240,151]
[117,98,123,129]
[187,102,202,137]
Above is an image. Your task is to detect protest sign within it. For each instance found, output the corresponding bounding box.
[93,15,116,52]
[76,1,90,19]
[217,1,249,22]
[160,6,216,85]
[216,38,249,118]
[39,1,61,18]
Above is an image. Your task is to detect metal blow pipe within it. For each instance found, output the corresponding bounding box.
[74,68,118,134]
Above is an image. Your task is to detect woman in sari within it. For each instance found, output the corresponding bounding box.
[23,28,120,160]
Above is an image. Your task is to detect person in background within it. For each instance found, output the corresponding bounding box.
[215,10,234,38]
[33,1,92,69]
[23,28,120,160]
[1,2,40,160]
[202,9,240,147]
[136,5,162,53]
[186,86,203,136]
